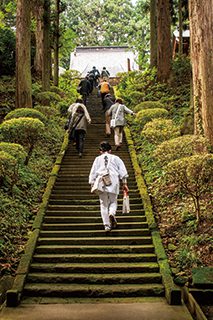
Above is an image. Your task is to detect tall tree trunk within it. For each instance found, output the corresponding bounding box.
[189,0,213,145]
[157,0,172,82]
[33,1,44,79]
[16,0,32,108]
[42,0,51,91]
[178,0,183,55]
[150,0,157,68]
[53,0,60,86]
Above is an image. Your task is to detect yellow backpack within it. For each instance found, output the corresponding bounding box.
[100,82,110,93]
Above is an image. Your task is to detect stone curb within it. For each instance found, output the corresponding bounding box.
[6,132,69,307]
[182,287,207,320]
[124,127,181,305]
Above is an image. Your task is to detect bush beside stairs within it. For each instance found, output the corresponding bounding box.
[7,92,180,305]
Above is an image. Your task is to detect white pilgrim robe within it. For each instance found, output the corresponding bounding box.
[89,152,128,195]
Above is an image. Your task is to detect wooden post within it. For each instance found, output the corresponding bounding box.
[127,58,131,72]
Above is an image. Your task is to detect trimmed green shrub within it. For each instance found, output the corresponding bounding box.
[59,70,80,102]
[165,154,213,221]
[153,135,209,167]
[35,91,62,106]
[50,85,65,97]
[142,119,180,145]
[34,105,60,118]
[129,91,145,105]
[0,117,45,165]
[135,108,169,128]
[134,101,165,113]
[5,108,47,123]
[0,142,27,164]
[57,99,73,116]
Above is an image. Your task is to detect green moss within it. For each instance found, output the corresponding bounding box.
[125,127,156,230]
[124,126,181,305]
[51,165,60,176]
[192,267,213,287]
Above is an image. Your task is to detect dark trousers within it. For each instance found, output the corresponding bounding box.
[101,92,107,107]
[75,129,86,153]
[81,93,88,106]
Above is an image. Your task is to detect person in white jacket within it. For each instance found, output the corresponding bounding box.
[108,98,135,150]
[89,141,129,232]
[66,99,91,157]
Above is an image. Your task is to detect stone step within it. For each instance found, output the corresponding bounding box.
[59,163,134,168]
[53,184,138,190]
[27,272,162,284]
[58,167,135,172]
[37,236,153,246]
[46,207,144,213]
[32,253,157,264]
[41,222,148,230]
[43,216,146,224]
[62,156,132,163]
[39,228,150,238]
[50,190,139,197]
[29,262,160,274]
[55,176,137,181]
[46,204,143,211]
[48,198,143,205]
[23,283,164,298]
[52,183,139,189]
[47,202,144,210]
[45,210,145,217]
[35,244,155,254]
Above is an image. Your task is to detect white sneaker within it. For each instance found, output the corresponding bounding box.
[109,215,117,229]
[104,225,111,232]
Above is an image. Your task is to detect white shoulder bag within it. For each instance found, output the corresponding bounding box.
[110,105,121,128]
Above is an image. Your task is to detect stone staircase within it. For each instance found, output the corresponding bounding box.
[21,93,165,302]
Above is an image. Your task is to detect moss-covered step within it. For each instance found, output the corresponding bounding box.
[32,253,157,264]
[29,262,160,274]
[39,228,150,238]
[192,267,213,289]
[37,236,153,246]
[44,209,145,217]
[49,192,140,199]
[43,216,147,224]
[41,222,148,230]
[23,283,165,298]
[48,197,143,204]
[35,244,155,254]
[27,272,162,284]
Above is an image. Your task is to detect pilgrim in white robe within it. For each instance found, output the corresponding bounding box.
[89,152,128,227]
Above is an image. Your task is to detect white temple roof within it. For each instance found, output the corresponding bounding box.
[70,46,139,77]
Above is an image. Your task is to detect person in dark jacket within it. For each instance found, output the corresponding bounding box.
[87,72,94,93]
[67,100,91,157]
[101,67,110,79]
[90,66,100,87]
[78,77,92,105]
[103,93,115,137]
